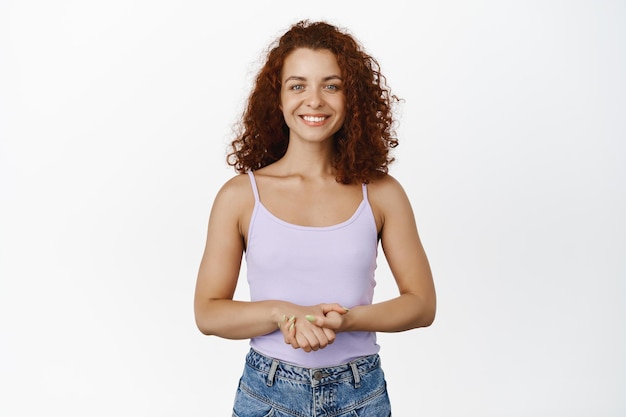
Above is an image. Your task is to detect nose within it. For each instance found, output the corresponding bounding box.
[307,89,323,108]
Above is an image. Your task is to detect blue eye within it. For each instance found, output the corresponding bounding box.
[290,85,304,91]
[325,84,340,91]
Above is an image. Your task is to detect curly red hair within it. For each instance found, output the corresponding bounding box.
[227,20,399,184]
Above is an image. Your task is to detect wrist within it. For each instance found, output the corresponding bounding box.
[269,300,292,327]
[340,306,358,332]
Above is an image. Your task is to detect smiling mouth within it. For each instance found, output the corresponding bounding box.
[301,115,328,123]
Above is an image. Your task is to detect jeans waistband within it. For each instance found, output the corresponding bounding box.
[246,348,380,387]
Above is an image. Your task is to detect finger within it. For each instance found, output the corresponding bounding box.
[295,332,312,352]
[297,324,327,352]
[308,326,331,350]
[305,314,324,327]
[287,319,299,348]
[282,324,292,344]
[283,316,297,345]
[322,327,336,345]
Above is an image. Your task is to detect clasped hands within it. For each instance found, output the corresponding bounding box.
[277,303,350,352]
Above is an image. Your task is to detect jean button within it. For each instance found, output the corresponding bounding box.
[313,371,324,381]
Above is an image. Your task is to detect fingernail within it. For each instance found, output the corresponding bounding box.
[289,323,295,331]
[305,315,316,322]
[342,306,350,311]
[288,315,295,322]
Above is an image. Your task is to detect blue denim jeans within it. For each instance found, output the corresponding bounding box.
[232,349,391,417]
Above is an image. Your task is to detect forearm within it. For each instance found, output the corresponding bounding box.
[341,293,436,333]
[195,299,288,339]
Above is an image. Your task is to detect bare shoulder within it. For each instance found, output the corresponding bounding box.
[367,174,414,231]
[208,173,256,241]
[367,174,410,204]
[216,173,252,198]
[211,173,254,219]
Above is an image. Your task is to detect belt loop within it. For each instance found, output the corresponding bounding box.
[266,359,279,387]
[350,362,361,388]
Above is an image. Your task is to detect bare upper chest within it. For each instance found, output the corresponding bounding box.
[254,176,364,228]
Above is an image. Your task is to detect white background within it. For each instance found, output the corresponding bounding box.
[1,1,624,416]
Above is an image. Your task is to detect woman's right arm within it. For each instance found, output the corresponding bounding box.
[194,176,285,339]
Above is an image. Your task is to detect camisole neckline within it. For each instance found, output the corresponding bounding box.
[247,171,369,231]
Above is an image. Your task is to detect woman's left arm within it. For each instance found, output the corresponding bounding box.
[317,175,436,333]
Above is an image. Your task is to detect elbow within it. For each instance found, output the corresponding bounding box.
[412,295,436,329]
[196,318,225,337]
[420,285,437,328]
[421,308,436,328]
[194,305,219,336]
[422,298,437,327]
[195,317,214,336]
[194,298,239,337]
[195,322,214,336]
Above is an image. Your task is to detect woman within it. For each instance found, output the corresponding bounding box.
[194,20,436,416]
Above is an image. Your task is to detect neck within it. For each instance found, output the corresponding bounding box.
[278,138,336,178]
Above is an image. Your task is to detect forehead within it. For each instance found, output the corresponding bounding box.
[281,48,341,79]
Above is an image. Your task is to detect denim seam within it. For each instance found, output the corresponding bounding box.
[239,381,309,417]
[324,385,388,417]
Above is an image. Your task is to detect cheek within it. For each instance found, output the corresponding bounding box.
[279,93,292,112]
[335,94,346,110]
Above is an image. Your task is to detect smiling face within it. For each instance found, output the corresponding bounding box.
[280,48,346,145]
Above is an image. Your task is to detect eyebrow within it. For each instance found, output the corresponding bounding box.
[283,75,343,82]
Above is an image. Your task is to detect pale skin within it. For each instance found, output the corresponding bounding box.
[194,48,436,353]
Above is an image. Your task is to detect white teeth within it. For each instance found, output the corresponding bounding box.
[303,116,326,122]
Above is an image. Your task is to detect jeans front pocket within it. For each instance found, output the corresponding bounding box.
[232,382,275,417]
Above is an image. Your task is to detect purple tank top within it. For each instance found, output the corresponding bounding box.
[245,171,380,367]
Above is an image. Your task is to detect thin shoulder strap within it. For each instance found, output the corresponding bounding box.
[247,171,260,202]
[361,183,368,201]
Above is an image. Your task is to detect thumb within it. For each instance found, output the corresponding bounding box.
[305,314,324,326]
[321,303,350,315]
